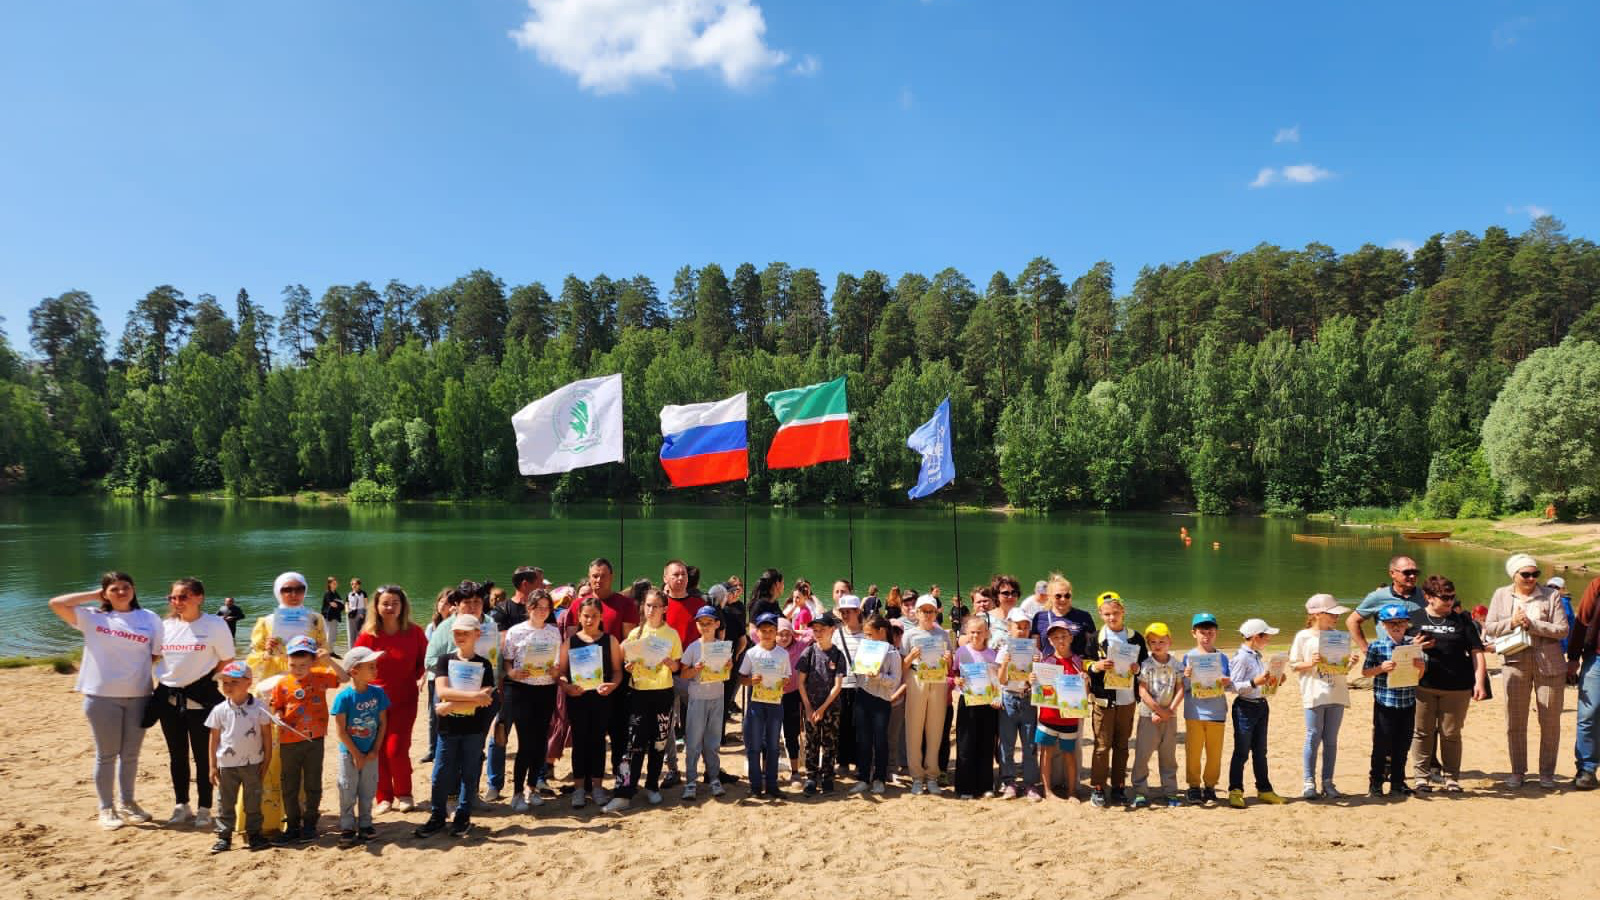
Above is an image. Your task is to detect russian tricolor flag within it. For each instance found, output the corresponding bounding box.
[658,392,749,488]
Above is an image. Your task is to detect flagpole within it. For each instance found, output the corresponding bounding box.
[951,498,960,596]
[847,495,856,588]
[617,467,626,584]
[742,491,749,597]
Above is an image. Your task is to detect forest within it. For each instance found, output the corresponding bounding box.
[3,218,1598,515]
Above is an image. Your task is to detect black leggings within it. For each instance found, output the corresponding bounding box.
[619,687,674,797]
[505,681,557,794]
[782,691,802,763]
[568,691,611,790]
[156,695,213,808]
[954,702,998,796]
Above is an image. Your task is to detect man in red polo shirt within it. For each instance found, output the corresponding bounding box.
[587,558,639,787]
[660,559,702,790]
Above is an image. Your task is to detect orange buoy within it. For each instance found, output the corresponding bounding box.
[1212,541,1220,549]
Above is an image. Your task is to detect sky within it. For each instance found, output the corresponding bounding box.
[1,1,1596,345]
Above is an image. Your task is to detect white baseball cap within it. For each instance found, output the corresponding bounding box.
[1006,607,1031,623]
[343,646,386,667]
[1239,618,1279,638]
[1547,576,1566,590]
[837,594,862,610]
[914,596,939,610]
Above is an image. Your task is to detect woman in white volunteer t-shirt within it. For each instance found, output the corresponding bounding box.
[154,577,234,827]
[49,571,163,830]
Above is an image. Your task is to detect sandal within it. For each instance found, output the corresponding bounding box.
[1443,779,1463,792]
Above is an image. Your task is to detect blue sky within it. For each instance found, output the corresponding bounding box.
[1,1,1595,345]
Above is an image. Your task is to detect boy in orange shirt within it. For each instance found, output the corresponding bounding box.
[269,635,347,844]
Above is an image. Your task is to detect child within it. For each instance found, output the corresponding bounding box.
[268,635,348,844]
[1289,594,1352,800]
[1084,591,1147,807]
[1131,622,1183,808]
[994,607,1041,798]
[676,606,729,799]
[501,588,561,811]
[1362,603,1426,798]
[900,596,953,796]
[849,615,903,795]
[776,619,807,787]
[795,613,847,794]
[331,646,389,847]
[606,588,683,813]
[739,613,792,798]
[1227,618,1286,808]
[1035,621,1083,801]
[952,615,1000,799]
[415,614,495,838]
[1181,613,1233,805]
[558,597,623,809]
[206,661,273,853]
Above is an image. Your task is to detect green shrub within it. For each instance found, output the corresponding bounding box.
[347,478,397,503]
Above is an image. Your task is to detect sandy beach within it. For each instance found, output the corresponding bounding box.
[1,661,1593,900]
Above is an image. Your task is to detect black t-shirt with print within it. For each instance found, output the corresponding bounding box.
[433,653,494,734]
[794,643,847,708]
[1409,609,1483,691]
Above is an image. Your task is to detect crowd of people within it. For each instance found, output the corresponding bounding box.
[48,550,1600,853]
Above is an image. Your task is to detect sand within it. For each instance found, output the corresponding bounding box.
[1,662,1594,900]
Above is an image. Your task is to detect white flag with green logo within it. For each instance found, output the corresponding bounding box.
[512,373,625,476]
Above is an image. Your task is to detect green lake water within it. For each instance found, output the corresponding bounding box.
[0,497,1569,656]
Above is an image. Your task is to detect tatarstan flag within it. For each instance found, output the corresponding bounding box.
[763,376,850,469]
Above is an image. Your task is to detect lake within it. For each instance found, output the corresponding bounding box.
[0,497,1569,657]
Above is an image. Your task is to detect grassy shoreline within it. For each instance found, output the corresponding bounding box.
[1313,509,1600,568]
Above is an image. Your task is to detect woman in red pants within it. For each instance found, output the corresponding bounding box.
[355,585,428,813]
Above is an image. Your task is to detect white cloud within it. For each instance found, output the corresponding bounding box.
[1387,239,1420,256]
[509,0,791,94]
[1250,163,1334,188]
[1273,125,1300,144]
[792,54,820,76]
[1507,203,1551,219]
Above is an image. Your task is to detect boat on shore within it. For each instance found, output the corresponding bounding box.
[1402,531,1451,541]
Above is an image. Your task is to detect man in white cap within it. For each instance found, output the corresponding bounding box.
[1346,556,1424,654]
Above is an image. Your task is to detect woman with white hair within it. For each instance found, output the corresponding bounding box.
[1483,553,1569,789]
[241,572,327,835]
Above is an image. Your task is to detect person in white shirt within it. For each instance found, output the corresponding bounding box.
[346,578,369,642]
[49,572,163,830]
[155,577,235,827]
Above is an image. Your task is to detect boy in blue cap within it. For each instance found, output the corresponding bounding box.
[1182,613,1232,804]
[676,605,730,799]
[739,612,791,798]
[1362,603,1426,798]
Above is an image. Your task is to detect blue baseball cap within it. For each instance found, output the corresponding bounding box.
[285,635,319,656]
[754,612,780,628]
[1191,612,1218,628]
[695,605,720,621]
[1378,603,1410,622]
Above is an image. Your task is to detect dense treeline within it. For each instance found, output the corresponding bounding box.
[3,218,1599,513]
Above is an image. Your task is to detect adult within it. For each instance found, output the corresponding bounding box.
[659,559,700,789]
[1570,579,1600,790]
[491,567,543,631]
[320,577,345,653]
[1030,574,1095,659]
[244,571,327,836]
[154,577,233,826]
[218,596,245,640]
[584,559,640,785]
[749,568,785,623]
[900,595,953,795]
[861,584,881,617]
[354,584,428,813]
[500,588,561,810]
[1484,553,1569,789]
[985,575,1021,650]
[49,572,162,830]
[346,577,369,642]
[1408,576,1486,793]
[1345,556,1424,654]
[714,582,748,741]
[424,581,501,800]
[1022,580,1048,618]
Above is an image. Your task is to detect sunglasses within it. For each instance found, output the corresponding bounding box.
[997,590,1018,597]
[1397,569,1419,577]
[1517,570,1540,580]
[280,585,306,593]
[1053,592,1072,600]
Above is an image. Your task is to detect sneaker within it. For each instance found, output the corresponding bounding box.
[602,797,630,814]
[591,787,612,805]
[1301,781,1320,800]
[167,803,193,825]
[871,781,887,795]
[393,797,415,812]
[527,790,544,808]
[1443,779,1463,792]
[645,790,663,806]
[659,772,682,790]
[246,833,271,851]
[210,836,231,854]
[710,780,726,797]
[1185,787,1204,805]
[910,781,925,796]
[535,776,553,793]
[374,800,393,815]
[482,787,503,803]
[682,784,698,801]
[297,823,318,843]
[1132,793,1150,809]
[193,808,212,829]
[999,784,1018,800]
[1394,785,1415,798]
[803,780,818,796]
[1025,786,1044,801]
[1368,784,1385,798]
[360,826,376,840]
[1413,778,1432,794]
[1109,787,1128,806]
[1201,787,1220,805]
[1539,777,1557,790]
[271,828,296,846]
[1165,795,1184,808]
[1321,783,1343,799]
[117,801,152,824]
[937,772,951,787]
[925,779,941,795]
[338,830,360,848]
[1227,789,1246,809]
[1257,791,1286,805]
[571,789,587,810]
[449,819,471,837]
[1575,771,1598,791]
[1504,774,1524,789]
[98,808,124,830]
[849,782,869,795]
[1090,789,1107,808]
[414,818,446,839]
[511,794,529,813]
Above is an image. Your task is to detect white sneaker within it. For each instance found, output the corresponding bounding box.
[849,782,870,794]
[511,794,529,813]
[393,796,415,812]
[117,802,152,824]
[911,781,925,796]
[571,788,587,809]
[1300,781,1319,800]
[682,784,698,801]
[591,787,611,805]
[871,780,886,794]
[709,780,725,797]
[167,803,193,825]
[482,787,503,803]
[645,790,663,806]
[602,796,630,814]
[374,800,393,815]
[527,790,544,807]
[99,808,124,830]
[193,808,212,828]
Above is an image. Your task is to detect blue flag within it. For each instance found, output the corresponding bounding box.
[906,397,955,500]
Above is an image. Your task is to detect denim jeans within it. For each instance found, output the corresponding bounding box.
[683,694,724,784]
[1574,655,1600,775]
[337,752,378,830]
[483,695,505,792]
[1302,704,1345,783]
[854,691,891,784]
[744,701,783,792]
[997,691,1039,786]
[1227,698,1272,792]
[428,732,486,824]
